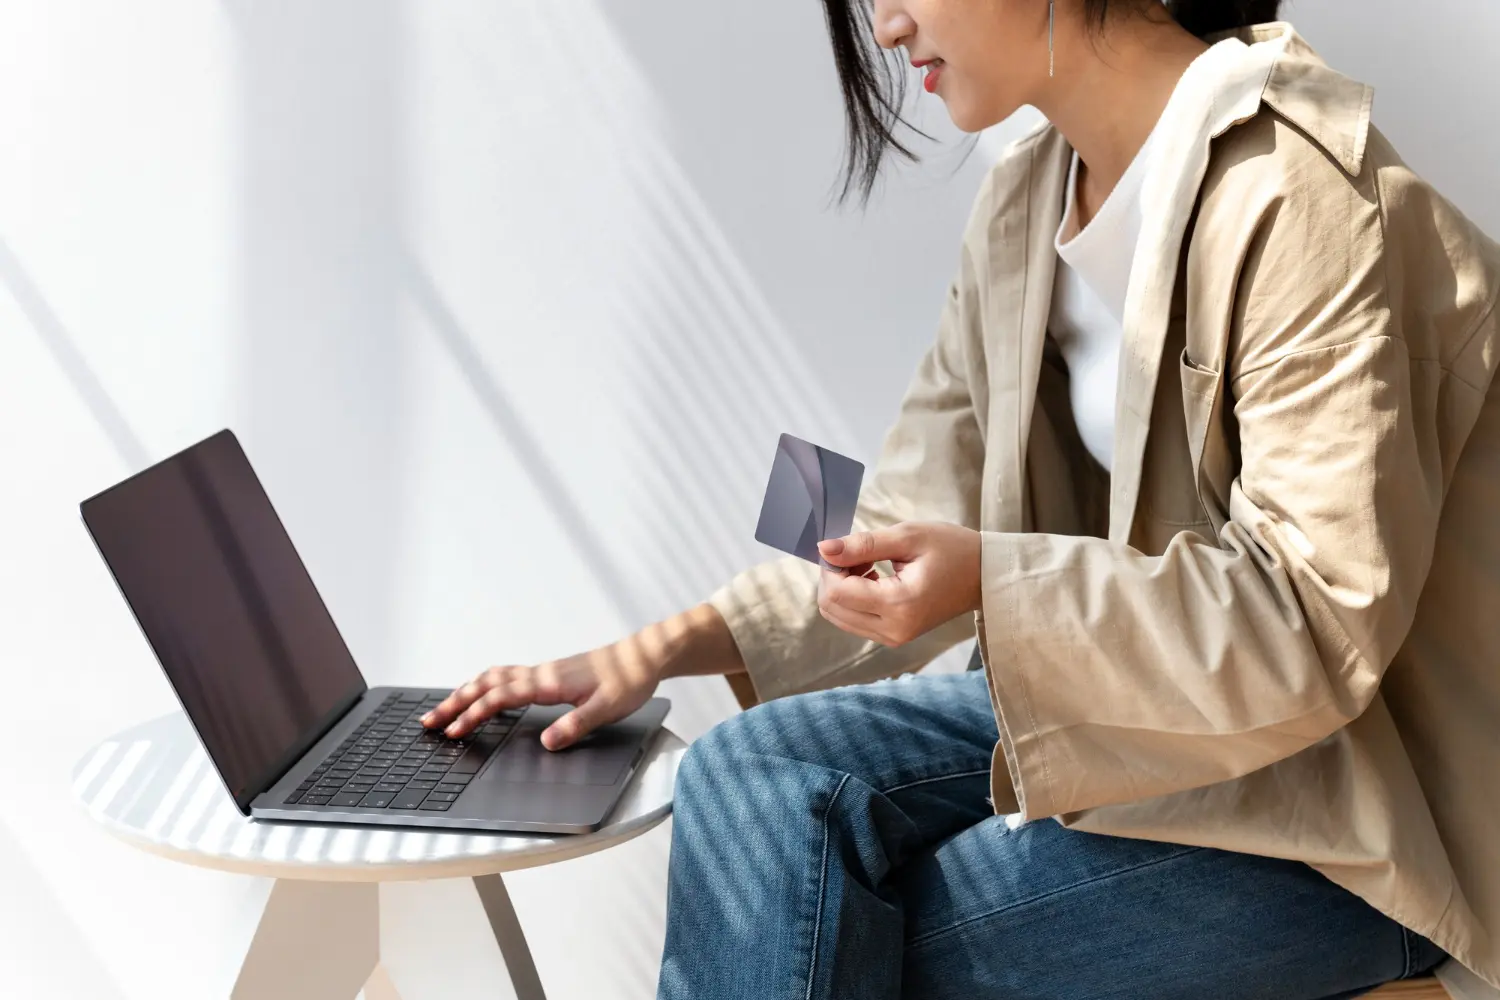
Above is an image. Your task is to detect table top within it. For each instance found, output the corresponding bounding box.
[71,711,685,881]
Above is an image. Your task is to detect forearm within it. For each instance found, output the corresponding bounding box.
[634,602,747,681]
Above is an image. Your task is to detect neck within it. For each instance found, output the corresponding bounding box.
[1033,14,1209,193]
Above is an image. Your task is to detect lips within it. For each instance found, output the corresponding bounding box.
[921,59,945,93]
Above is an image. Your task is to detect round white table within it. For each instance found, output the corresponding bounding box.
[71,711,686,1000]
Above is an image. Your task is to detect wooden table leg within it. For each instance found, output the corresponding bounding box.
[231,880,379,1000]
[473,874,547,1000]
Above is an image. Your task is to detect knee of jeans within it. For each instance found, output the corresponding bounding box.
[675,697,808,793]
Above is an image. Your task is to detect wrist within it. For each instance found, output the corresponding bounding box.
[650,603,744,680]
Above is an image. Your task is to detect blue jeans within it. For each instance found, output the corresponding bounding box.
[656,669,1446,999]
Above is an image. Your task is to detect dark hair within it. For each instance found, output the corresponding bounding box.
[821,0,1282,206]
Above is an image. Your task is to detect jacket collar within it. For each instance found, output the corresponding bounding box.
[1231,23,1374,177]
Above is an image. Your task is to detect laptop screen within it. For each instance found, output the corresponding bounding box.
[81,430,366,812]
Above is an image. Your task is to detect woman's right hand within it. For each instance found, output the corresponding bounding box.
[422,644,661,751]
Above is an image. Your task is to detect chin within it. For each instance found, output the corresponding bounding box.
[945,96,1017,134]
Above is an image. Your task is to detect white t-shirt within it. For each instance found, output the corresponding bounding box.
[1048,122,1163,472]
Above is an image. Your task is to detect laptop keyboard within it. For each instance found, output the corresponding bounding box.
[282,692,523,813]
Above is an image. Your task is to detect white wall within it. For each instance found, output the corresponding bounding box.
[1,2,1494,998]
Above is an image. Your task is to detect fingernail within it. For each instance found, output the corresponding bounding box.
[820,538,844,556]
[541,729,557,751]
[445,724,460,736]
[421,712,433,725]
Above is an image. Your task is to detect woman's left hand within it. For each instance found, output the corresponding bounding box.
[816,522,983,646]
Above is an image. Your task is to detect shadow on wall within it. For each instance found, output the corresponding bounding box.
[0,237,148,471]
[225,0,411,680]
[415,0,872,626]
[402,256,653,627]
[576,0,994,438]
[0,814,130,1000]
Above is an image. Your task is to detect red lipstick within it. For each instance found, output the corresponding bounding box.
[922,62,944,93]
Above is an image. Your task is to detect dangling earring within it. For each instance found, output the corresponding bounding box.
[1049,0,1056,78]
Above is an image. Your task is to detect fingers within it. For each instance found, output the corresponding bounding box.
[424,666,536,738]
[445,678,532,738]
[424,659,616,746]
[422,671,496,731]
[818,596,887,644]
[540,689,612,751]
[822,570,893,616]
[818,524,919,568]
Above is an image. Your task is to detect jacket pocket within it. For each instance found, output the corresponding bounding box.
[1180,347,1220,392]
[1137,350,1216,529]
[1177,348,1225,531]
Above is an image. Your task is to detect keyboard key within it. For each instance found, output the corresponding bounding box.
[303,794,332,805]
[359,792,395,809]
[424,791,459,803]
[437,781,470,793]
[374,781,407,793]
[331,792,365,807]
[284,791,305,804]
[419,800,453,811]
[391,788,427,810]
[406,779,438,790]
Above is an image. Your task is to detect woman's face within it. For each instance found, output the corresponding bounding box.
[872,0,1053,131]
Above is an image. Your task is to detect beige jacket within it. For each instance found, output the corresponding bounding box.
[707,22,1500,993]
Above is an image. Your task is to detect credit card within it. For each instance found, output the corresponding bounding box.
[754,433,865,566]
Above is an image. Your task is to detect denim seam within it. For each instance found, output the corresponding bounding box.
[906,845,1208,950]
[739,748,992,801]
[806,772,851,1000]
[882,767,994,796]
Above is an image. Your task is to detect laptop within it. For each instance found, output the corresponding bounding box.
[79,429,671,835]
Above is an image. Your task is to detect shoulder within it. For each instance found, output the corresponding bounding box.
[1199,106,1500,378]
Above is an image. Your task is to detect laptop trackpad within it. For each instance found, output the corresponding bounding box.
[493,722,636,786]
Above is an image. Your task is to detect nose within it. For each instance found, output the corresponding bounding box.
[871,0,916,51]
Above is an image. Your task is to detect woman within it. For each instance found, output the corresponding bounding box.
[427,1,1500,997]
